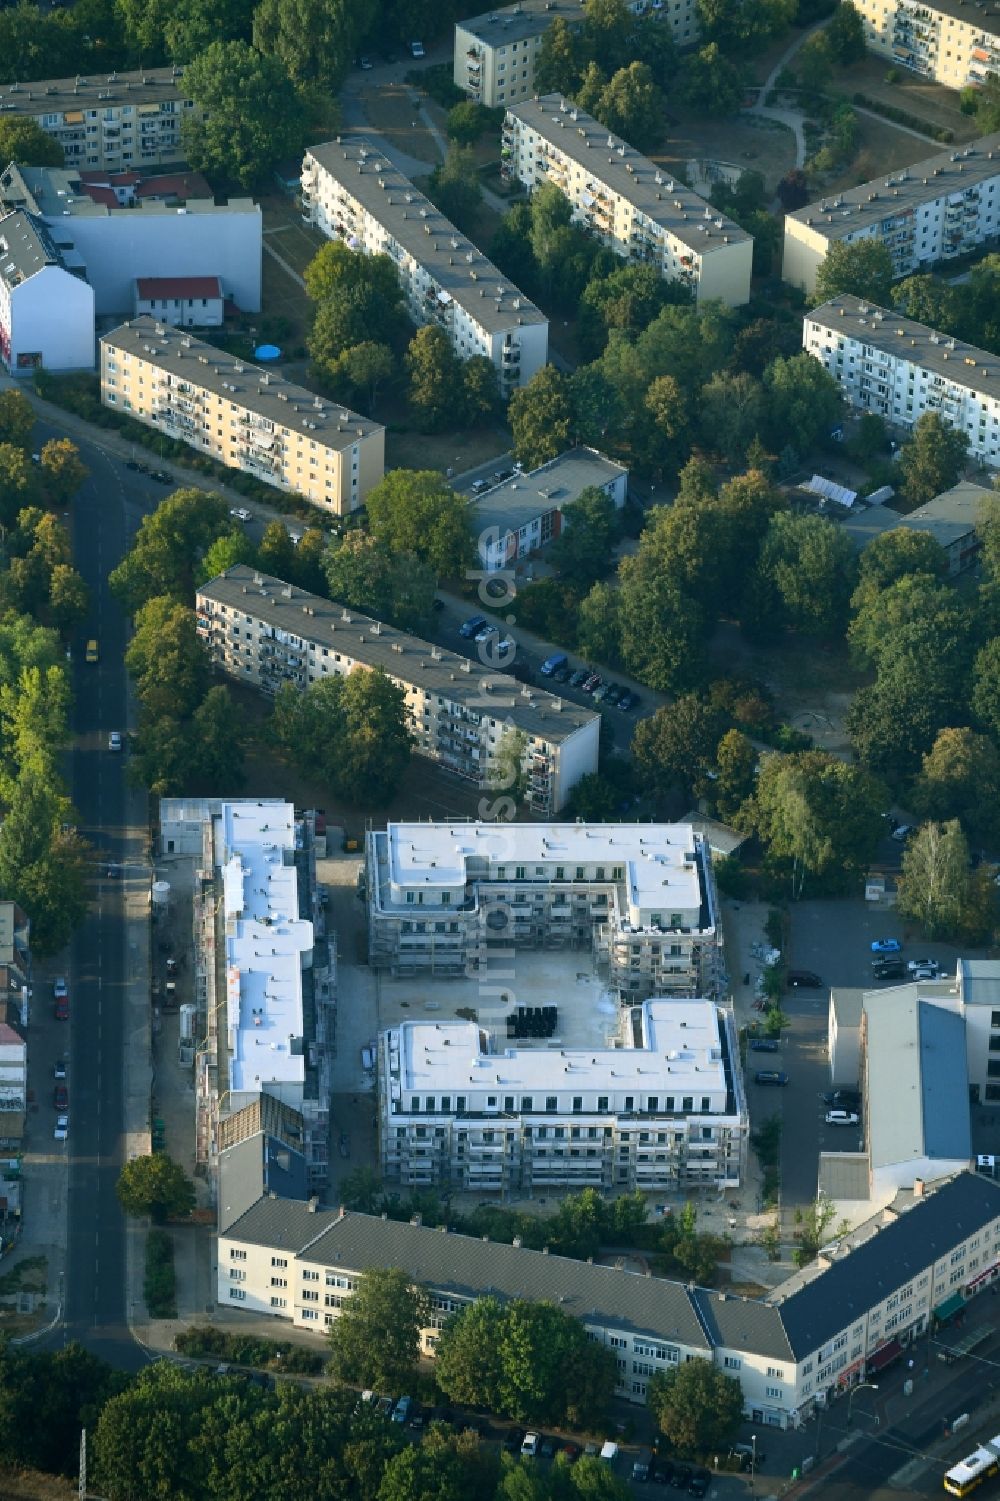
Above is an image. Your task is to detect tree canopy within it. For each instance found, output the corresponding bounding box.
[181,41,308,189]
[364,470,473,579]
[327,1266,427,1391]
[648,1359,744,1455]
[271,669,413,803]
[116,1154,195,1222]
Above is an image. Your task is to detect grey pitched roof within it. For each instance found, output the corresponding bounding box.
[221,1193,337,1251]
[223,1202,711,1349]
[0,65,189,116]
[0,210,62,287]
[692,1288,794,1362]
[769,1172,1000,1358]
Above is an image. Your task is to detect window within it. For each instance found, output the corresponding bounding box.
[271,1257,287,1268]
[270,1296,287,1309]
[229,1288,246,1301]
[230,1248,247,1261]
[723,1355,742,1369]
[271,1276,287,1288]
[546,1095,557,1112]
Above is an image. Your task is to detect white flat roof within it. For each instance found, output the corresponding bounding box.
[219,801,313,1097]
[384,821,703,910]
[393,999,725,1095]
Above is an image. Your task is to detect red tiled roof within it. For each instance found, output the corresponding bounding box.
[80,184,118,209]
[79,170,141,188]
[0,1022,23,1047]
[135,171,212,199]
[135,276,222,300]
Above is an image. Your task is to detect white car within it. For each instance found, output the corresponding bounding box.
[907,958,940,975]
[53,1114,69,1141]
[229,507,252,523]
[53,977,68,999]
[410,39,425,56]
[108,731,122,752]
[825,1109,860,1127]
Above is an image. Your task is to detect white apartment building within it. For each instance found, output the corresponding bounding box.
[454,0,699,111]
[158,799,334,1187]
[365,821,723,997]
[218,1170,1000,1423]
[134,276,225,328]
[301,136,547,392]
[0,67,197,173]
[196,568,600,815]
[503,96,753,306]
[0,211,94,373]
[379,999,747,1193]
[472,446,628,571]
[0,164,261,316]
[804,294,1000,467]
[101,320,385,514]
[783,134,1000,293]
[0,1024,25,1115]
[853,0,1000,89]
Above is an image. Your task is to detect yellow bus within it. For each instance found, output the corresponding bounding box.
[945,1434,1000,1497]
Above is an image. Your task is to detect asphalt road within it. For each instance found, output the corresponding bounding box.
[36,418,160,1371]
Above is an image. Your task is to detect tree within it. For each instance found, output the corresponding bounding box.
[698,371,766,466]
[116,1153,195,1222]
[257,519,297,580]
[38,439,86,505]
[304,240,404,314]
[427,144,482,234]
[0,444,39,528]
[125,597,209,719]
[47,564,89,634]
[753,511,857,637]
[850,526,946,619]
[406,325,464,432]
[535,16,580,94]
[714,728,758,821]
[617,555,706,693]
[632,695,725,805]
[797,30,834,91]
[0,389,37,451]
[462,355,501,426]
[489,727,529,803]
[252,0,373,86]
[972,637,1000,740]
[763,353,843,452]
[108,488,230,614]
[578,264,682,361]
[548,487,618,590]
[0,770,87,955]
[589,62,666,150]
[748,750,887,897]
[894,272,958,333]
[777,168,810,211]
[364,470,473,579]
[378,1426,497,1501]
[327,1266,427,1390]
[181,41,307,189]
[897,412,968,504]
[828,0,866,61]
[974,73,1000,134]
[793,1198,841,1267]
[273,669,413,802]
[648,1360,743,1455]
[161,0,255,61]
[848,570,967,671]
[446,99,490,145]
[323,533,437,632]
[576,581,621,664]
[0,115,64,167]
[680,44,744,116]
[913,727,1000,844]
[310,286,404,381]
[197,529,257,584]
[341,340,395,414]
[435,1296,508,1412]
[814,238,895,306]
[191,685,247,791]
[897,820,977,939]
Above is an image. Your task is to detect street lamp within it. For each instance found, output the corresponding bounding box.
[750,1433,756,1495]
[846,1381,880,1428]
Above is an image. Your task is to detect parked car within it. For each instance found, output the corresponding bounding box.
[582,672,602,693]
[754,1070,788,1086]
[229,507,252,522]
[871,959,905,980]
[152,469,172,485]
[670,1464,691,1488]
[521,1433,539,1458]
[539,1436,556,1458]
[53,1083,68,1110]
[907,958,940,975]
[410,39,425,56]
[603,684,622,706]
[569,668,589,688]
[825,1109,860,1127]
[391,1396,412,1424]
[54,977,68,999]
[53,1058,66,1079]
[471,479,490,494]
[871,937,902,954]
[563,1443,581,1463]
[540,652,569,677]
[616,689,635,711]
[85,638,99,663]
[358,54,373,68]
[787,969,823,988]
[459,615,487,639]
[551,663,571,683]
[749,1039,779,1052]
[53,1114,69,1140]
[592,683,612,703]
[687,1472,709,1497]
[911,965,941,980]
[474,621,497,644]
[823,1089,860,1109]
[651,1458,673,1484]
[504,1429,524,1453]
[108,731,122,752]
[892,823,915,843]
[375,1396,394,1419]
[632,1457,650,1482]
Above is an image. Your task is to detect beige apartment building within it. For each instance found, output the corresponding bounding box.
[0,67,197,173]
[503,96,753,305]
[454,0,700,110]
[195,568,600,814]
[853,0,1000,88]
[100,318,384,514]
[783,134,1000,292]
[301,137,547,392]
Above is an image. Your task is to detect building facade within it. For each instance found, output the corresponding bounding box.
[134,275,225,327]
[196,569,600,814]
[472,446,628,571]
[783,134,1000,292]
[0,67,197,172]
[366,821,723,997]
[379,1000,747,1193]
[218,1171,1000,1423]
[804,295,1000,467]
[454,0,700,111]
[0,211,95,373]
[853,0,1000,89]
[158,799,335,1190]
[503,96,753,306]
[101,320,384,513]
[301,137,547,392]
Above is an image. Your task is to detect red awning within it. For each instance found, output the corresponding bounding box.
[967,1260,1000,1291]
[867,1338,903,1373]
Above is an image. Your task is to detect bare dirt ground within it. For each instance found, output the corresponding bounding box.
[0,1469,77,1501]
[823,110,951,193]
[384,411,513,473]
[359,80,441,166]
[835,54,980,142]
[653,112,797,192]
